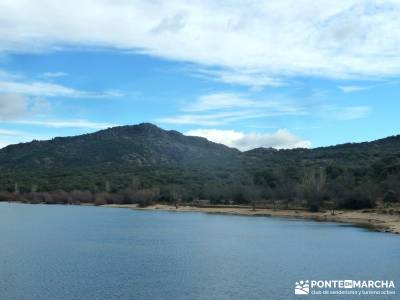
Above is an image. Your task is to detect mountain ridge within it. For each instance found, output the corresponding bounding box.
[2,122,400,153]
[0,123,399,207]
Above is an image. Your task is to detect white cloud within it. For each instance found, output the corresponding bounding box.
[0,80,122,98]
[0,119,116,148]
[0,69,22,80]
[158,92,306,125]
[40,72,69,78]
[0,128,25,136]
[335,106,371,120]
[186,128,311,150]
[0,94,70,122]
[1,1,400,85]
[321,105,371,120]
[158,109,306,126]
[194,69,285,89]
[183,93,298,112]
[339,85,369,93]
[158,111,253,126]
[184,93,254,112]
[3,119,117,130]
[0,94,27,120]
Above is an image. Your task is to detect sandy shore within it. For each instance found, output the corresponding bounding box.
[104,204,400,235]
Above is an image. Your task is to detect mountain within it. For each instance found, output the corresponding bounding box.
[243,135,400,189]
[0,123,242,191]
[0,123,239,169]
[243,135,400,172]
[0,123,399,206]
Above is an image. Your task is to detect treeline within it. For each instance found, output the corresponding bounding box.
[0,185,180,208]
[1,166,399,211]
[249,166,400,211]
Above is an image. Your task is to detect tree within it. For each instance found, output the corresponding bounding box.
[338,189,376,209]
[383,190,398,203]
[105,181,111,192]
[136,188,159,207]
[130,176,141,191]
[302,168,326,212]
[14,183,19,195]
[243,186,262,211]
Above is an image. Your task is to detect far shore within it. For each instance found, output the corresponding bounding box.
[104,203,400,235]
[2,201,399,235]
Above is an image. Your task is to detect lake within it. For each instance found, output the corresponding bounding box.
[0,203,399,300]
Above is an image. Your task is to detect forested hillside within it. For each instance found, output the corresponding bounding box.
[0,123,399,210]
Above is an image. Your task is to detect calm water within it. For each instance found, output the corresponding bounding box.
[0,203,399,300]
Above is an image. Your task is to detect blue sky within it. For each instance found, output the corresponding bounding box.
[0,1,399,150]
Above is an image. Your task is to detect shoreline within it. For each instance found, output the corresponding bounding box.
[2,201,399,235]
[104,204,400,235]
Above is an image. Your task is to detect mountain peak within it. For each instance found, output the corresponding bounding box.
[0,122,240,176]
[135,122,161,130]
[94,122,166,138]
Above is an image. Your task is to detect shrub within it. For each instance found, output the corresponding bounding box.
[0,192,14,202]
[136,189,158,207]
[338,191,376,209]
[70,190,93,204]
[94,192,119,205]
[383,190,398,203]
[94,193,108,205]
[307,200,320,212]
[121,189,137,204]
[49,190,71,204]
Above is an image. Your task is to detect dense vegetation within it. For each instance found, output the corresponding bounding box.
[0,123,399,210]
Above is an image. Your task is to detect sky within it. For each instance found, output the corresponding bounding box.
[0,0,399,151]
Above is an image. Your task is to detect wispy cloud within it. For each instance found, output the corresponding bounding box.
[183,93,296,112]
[194,69,285,89]
[339,85,369,93]
[0,119,116,148]
[321,105,371,120]
[0,67,123,99]
[186,128,311,150]
[0,69,22,80]
[0,80,122,98]
[3,119,117,130]
[1,1,400,85]
[0,69,119,133]
[158,111,253,126]
[0,128,25,136]
[40,72,69,79]
[158,92,306,126]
